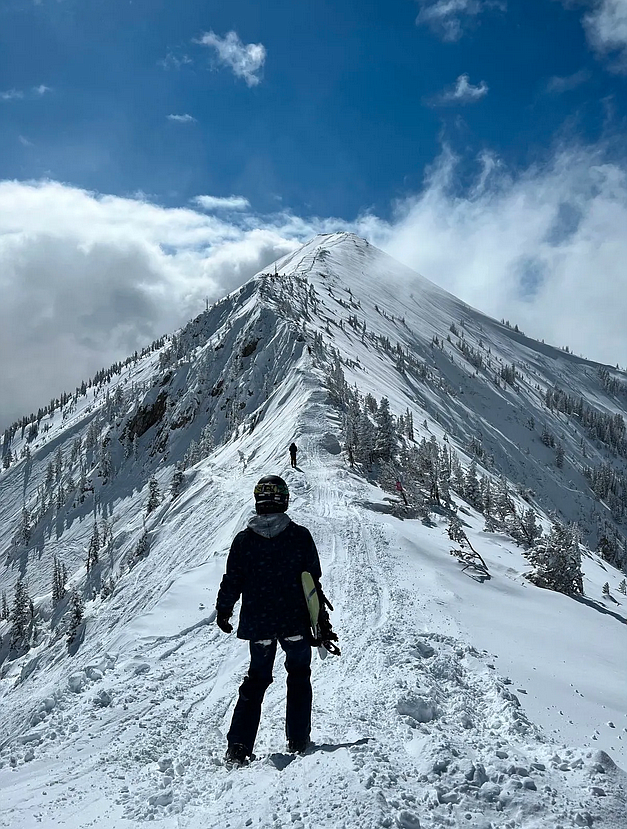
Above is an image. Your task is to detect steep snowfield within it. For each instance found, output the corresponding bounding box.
[1,233,626,828]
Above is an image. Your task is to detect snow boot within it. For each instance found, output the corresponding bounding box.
[225,743,249,767]
[288,738,310,754]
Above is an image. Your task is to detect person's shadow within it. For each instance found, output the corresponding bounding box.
[269,738,370,770]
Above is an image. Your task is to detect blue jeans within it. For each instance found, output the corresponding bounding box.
[227,636,312,754]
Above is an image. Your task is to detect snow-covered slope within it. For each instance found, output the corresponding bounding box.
[0,232,625,829]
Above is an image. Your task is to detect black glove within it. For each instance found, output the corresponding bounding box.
[216,614,233,634]
[317,606,340,655]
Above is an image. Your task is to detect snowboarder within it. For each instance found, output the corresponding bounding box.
[289,442,298,468]
[215,475,337,766]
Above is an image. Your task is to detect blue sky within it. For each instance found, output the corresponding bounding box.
[1,0,622,218]
[2,0,627,428]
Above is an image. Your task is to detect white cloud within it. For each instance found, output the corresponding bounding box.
[2,143,627,428]
[433,74,489,104]
[194,195,251,211]
[379,146,627,371]
[416,0,505,41]
[19,135,34,147]
[1,85,51,101]
[545,68,591,93]
[0,89,24,101]
[197,30,266,86]
[167,113,197,123]
[0,181,331,427]
[584,0,627,66]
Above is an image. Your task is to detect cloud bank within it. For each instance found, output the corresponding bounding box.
[197,30,266,86]
[584,0,627,66]
[2,144,627,428]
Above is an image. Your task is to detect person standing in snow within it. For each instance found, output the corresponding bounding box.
[215,475,337,766]
[289,442,298,468]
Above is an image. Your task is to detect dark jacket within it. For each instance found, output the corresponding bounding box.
[216,514,322,641]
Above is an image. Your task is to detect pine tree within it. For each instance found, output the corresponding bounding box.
[10,577,31,652]
[510,507,542,547]
[1,591,9,621]
[66,591,84,646]
[494,476,515,522]
[555,442,565,469]
[528,522,583,595]
[183,440,200,469]
[450,452,465,494]
[355,408,375,467]
[87,519,100,571]
[55,446,63,481]
[171,467,184,499]
[374,397,397,463]
[52,556,66,603]
[146,477,160,514]
[100,441,112,481]
[199,424,214,459]
[464,459,483,511]
[602,582,610,597]
[130,530,150,568]
[618,579,627,595]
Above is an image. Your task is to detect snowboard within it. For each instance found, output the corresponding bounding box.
[301,571,328,660]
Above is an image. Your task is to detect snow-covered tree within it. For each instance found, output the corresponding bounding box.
[55,446,63,481]
[602,582,610,597]
[494,476,515,522]
[183,440,200,469]
[66,591,84,647]
[464,459,483,511]
[355,408,375,467]
[555,442,565,469]
[171,467,184,500]
[52,556,67,603]
[199,424,215,459]
[87,519,100,572]
[146,477,160,514]
[1,591,9,621]
[129,530,150,569]
[374,397,397,463]
[527,522,583,595]
[10,577,31,652]
[509,508,543,548]
[99,433,113,481]
[618,579,627,595]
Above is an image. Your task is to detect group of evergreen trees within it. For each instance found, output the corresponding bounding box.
[545,385,627,457]
[327,356,587,597]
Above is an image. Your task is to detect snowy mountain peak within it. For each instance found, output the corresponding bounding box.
[0,233,626,828]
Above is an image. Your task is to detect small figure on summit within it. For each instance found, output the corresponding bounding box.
[215,475,338,767]
[289,442,298,468]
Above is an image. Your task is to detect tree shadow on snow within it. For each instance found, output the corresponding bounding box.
[573,595,627,626]
[269,738,370,770]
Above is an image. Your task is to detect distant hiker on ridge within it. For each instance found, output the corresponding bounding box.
[289,442,298,468]
[215,475,338,767]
